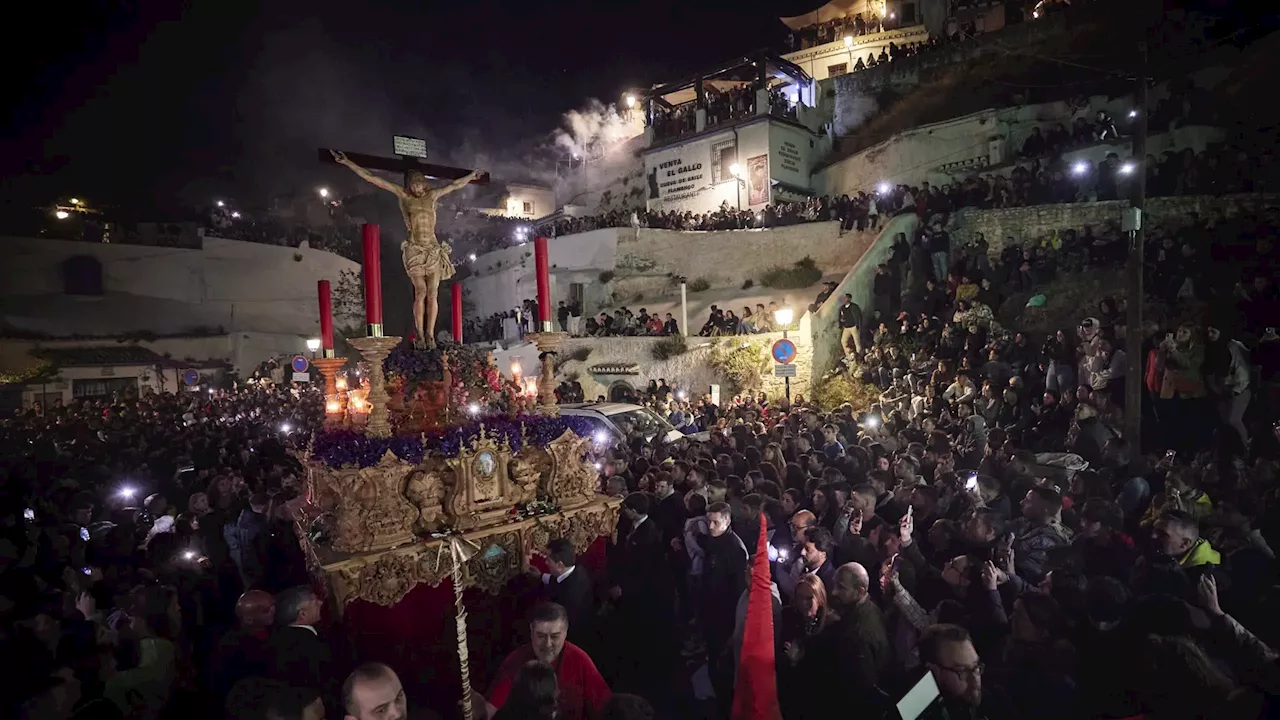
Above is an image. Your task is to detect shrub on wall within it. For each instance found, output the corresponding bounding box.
[651,334,688,361]
[688,277,711,292]
[598,270,615,284]
[554,347,592,372]
[812,368,882,411]
[761,256,822,289]
[741,279,754,290]
[708,338,770,394]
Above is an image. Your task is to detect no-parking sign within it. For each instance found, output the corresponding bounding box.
[771,339,797,365]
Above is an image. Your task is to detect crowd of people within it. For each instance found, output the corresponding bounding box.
[201,205,364,262]
[5,193,1280,720]
[650,86,796,143]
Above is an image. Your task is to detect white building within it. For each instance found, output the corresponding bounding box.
[638,53,832,216]
[0,231,359,405]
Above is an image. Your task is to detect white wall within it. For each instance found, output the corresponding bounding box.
[462,220,884,322]
[782,25,930,81]
[488,322,816,402]
[503,184,555,219]
[816,93,1222,198]
[641,117,820,215]
[19,365,184,407]
[0,235,360,371]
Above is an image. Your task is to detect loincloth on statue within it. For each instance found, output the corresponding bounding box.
[401,238,455,280]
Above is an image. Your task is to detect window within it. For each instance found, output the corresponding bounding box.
[62,255,103,296]
[711,139,737,184]
[522,201,533,215]
[569,283,585,310]
[827,63,848,77]
[72,377,138,400]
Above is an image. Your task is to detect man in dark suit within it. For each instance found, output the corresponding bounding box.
[268,585,337,695]
[535,538,595,648]
[209,590,275,703]
[608,492,672,695]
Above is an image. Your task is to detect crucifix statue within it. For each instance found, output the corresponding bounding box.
[324,148,486,349]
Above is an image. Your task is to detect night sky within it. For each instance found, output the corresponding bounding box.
[1,0,823,218]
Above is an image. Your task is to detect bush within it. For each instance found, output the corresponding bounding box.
[761,256,822,289]
[741,279,754,290]
[554,347,592,372]
[651,334,689,361]
[598,270,615,284]
[707,338,770,393]
[812,369,882,411]
[689,277,711,292]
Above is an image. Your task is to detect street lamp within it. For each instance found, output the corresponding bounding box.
[844,35,854,73]
[730,163,744,210]
[773,307,795,402]
[69,198,80,205]
[624,94,636,108]
[773,307,794,330]
[306,338,321,357]
[215,200,225,208]
[55,210,70,220]
[318,187,330,198]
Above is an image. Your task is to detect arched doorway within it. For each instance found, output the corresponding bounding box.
[607,381,634,402]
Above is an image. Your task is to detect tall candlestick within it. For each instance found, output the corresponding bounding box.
[533,235,551,332]
[317,280,335,357]
[362,223,383,337]
[451,283,463,343]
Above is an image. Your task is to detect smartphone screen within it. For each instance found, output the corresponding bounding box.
[897,670,941,720]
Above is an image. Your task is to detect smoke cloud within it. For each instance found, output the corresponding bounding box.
[551,98,642,160]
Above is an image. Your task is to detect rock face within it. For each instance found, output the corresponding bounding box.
[947,194,1280,256]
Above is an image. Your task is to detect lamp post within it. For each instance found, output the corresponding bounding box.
[730,162,743,210]
[774,307,794,403]
[844,35,854,73]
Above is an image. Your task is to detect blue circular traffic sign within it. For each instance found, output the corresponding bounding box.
[291,355,310,373]
[771,339,797,364]
[182,369,200,386]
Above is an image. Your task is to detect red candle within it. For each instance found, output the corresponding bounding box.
[451,283,463,343]
[362,224,383,336]
[317,279,334,354]
[534,235,551,329]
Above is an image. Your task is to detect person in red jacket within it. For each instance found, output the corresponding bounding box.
[479,602,610,720]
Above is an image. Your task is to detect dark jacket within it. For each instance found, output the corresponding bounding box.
[224,508,268,588]
[268,625,335,693]
[825,598,893,697]
[839,301,864,330]
[701,531,749,644]
[612,517,667,604]
[548,565,595,646]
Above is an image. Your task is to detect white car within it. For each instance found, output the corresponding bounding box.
[560,402,704,445]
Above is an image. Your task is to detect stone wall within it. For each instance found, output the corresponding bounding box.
[811,213,920,379]
[948,193,1280,255]
[488,321,815,404]
[614,222,872,296]
[464,221,883,321]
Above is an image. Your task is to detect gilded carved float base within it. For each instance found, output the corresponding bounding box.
[317,498,620,610]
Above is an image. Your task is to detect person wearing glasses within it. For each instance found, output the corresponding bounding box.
[919,623,1006,719]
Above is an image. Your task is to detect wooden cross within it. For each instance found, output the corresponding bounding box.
[316,148,490,186]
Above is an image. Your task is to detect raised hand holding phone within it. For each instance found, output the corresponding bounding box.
[900,506,914,545]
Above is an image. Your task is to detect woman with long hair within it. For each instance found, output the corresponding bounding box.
[777,574,840,718]
[492,661,559,720]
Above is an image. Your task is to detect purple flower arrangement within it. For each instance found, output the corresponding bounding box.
[311,414,596,468]
[383,342,445,383]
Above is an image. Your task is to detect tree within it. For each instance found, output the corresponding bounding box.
[333,269,365,335]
